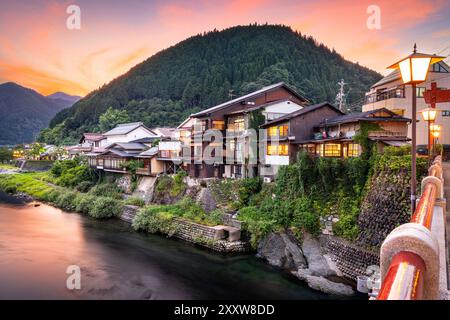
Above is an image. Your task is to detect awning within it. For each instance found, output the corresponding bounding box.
[383,140,410,147]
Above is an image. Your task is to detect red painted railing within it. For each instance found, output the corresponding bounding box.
[377,156,442,300]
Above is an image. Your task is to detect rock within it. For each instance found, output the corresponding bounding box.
[196,187,217,213]
[257,232,307,270]
[302,274,354,296]
[301,232,336,277]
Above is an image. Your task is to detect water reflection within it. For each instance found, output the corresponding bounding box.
[0,196,337,300]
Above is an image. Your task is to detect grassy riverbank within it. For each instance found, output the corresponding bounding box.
[0,163,17,171]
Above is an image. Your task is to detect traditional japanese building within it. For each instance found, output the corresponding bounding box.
[295,108,410,157]
[186,82,310,178]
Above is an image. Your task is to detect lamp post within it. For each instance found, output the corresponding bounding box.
[431,124,441,155]
[420,107,437,161]
[387,44,445,213]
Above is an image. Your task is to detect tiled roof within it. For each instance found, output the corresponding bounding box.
[319,108,410,126]
[260,102,342,128]
[103,122,156,136]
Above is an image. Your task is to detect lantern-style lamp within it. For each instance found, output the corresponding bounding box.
[387,44,445,84]
[420,108,437,121]
[386,44,445,213]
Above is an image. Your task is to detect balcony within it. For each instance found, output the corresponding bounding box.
[364,87,405,104]
[368,130,406,138]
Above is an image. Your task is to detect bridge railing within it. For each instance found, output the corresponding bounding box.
[377,155,446,300]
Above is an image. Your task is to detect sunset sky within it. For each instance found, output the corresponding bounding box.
[0,0,449,96]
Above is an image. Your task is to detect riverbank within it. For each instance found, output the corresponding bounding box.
[0,196,353,299]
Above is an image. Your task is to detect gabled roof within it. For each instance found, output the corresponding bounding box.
[153,127,176,138]
[137,147,159,158]
[80,133,105,143]
[130,137,160,144]
[371,61,450,88]
[191,82,309,118]
[105,142,147,150]
[260,102,343,128]
[103,122,156,136]
[318,108,410,126]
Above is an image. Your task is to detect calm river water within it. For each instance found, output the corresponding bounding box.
[0,192,343,300]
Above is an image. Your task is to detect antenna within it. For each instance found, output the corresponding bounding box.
[335,79,348,112]
[228,89,236,100]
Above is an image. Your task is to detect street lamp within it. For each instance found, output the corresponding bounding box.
[420,107,437,161]
[387,44,445,213]
[431,124,441,154]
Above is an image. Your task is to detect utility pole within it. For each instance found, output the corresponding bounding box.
[335,79,347,112]
[228,89,236,100]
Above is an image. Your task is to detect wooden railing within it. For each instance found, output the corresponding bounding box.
[377,155,443,300]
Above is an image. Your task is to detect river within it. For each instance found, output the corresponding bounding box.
[0,192,344,300]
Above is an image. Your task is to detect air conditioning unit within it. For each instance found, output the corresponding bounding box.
[263,177,272,183]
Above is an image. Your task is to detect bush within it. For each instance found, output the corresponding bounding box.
[132,207,178,236]
[238,177,262,207]
[89,183,122,199]
[89,197,123,219]
[45,189,63,203]
[74,194,96,214]
[292,197,320,236]
[4,185,16,194]
[238,206,276,248]
[76,181,94,193]
[55,191,78,211]
[124,196,145,207]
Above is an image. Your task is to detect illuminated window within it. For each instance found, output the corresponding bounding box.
[268,126,278,137]
[316,144,324,156]
[324,144,341,157]
[279,125,289,136]
[212,120,225,130]
[234,118,245,132]
[267,144,277,155]
[279,143,289,155]
[416,87,426,98]
[267,143,288,156]
[347,143,361,157]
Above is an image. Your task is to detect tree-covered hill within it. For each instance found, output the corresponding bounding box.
[42,24,382,144]
[0,82,79,145]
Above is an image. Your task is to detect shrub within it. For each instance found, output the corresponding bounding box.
[74,194,96,214]
[76,180,94,193]
[89,183,122,199]
[4,185,16,194]
[124,196,146,207]
[238,206,276,248]
[89,197,123,219]
[171,171,187,197]
[55,191,78,211]
[45,189,62,203]
[292,197,320,236]
[238,177,262,207]
[132,207,178,236]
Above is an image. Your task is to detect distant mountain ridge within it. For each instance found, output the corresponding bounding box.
[0,82,80,145]
[43,24,382,144]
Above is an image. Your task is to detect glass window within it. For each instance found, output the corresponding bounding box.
[212,120,225,130]
[279,143,288,156]
[267,144,277,155]
[234,118,245,132]
[316,144,324,156]
[324,144,341,157]
[442,110,450,117]
[268,126,278,137]
[279,125,289,136]
[347,143,361,157]
[416,87,426,98]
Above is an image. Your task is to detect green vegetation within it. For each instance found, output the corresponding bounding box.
[42,25,381,144]
[124,196,146,207]
[0,147,13,163]
[154,172,187,201]
[98,107,130,132]
[50,157,97,188]
[90,197,124,219]
[132,197,223,236]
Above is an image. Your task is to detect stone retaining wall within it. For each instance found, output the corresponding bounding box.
[172,218,251,253]
[321,235,379,281]
[21,160,54,171]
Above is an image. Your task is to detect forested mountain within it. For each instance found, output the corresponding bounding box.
[43,24,382,144]
[0,82,79,145]
[46,92,81,108]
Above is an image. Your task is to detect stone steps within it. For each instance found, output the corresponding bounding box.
[119,205,139,223]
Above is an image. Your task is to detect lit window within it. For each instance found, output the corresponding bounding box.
[324,144,341,157]
[416,87,426,98]
[279,144,289,156]
[316,144,324,156]
[268,126,278,137]
[212,120,225,130]
[234,118,245,132]
[347,143,361,157]
[267,144,277,155]
[279,125,289,136]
